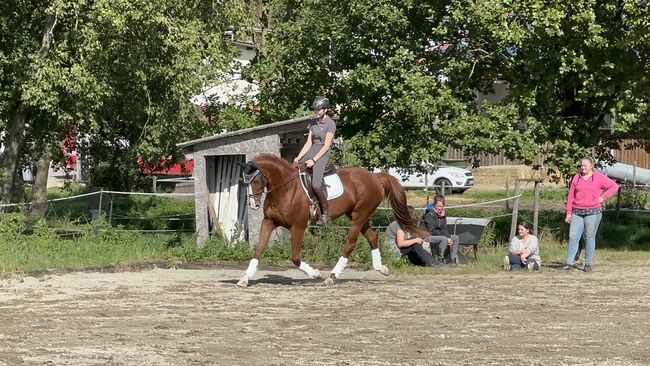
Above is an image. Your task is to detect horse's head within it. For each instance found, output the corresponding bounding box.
[240,161,266,209]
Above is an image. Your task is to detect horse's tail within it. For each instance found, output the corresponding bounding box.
[376,172,429,238]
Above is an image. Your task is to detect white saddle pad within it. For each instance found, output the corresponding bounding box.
[324,174,344,200]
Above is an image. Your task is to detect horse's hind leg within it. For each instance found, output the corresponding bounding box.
[328,215,367,282]
[361,222,390,276]
[237,218,275,288]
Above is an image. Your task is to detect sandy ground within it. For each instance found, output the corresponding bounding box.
[1,261,650,366]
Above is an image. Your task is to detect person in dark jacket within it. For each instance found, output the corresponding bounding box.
[392,206,441,267]
[423,196,460,264]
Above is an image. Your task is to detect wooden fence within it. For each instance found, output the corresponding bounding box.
[446,139,650,169]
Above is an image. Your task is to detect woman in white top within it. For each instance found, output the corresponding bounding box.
[503,221,541,271]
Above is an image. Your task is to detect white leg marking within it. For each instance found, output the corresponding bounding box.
[371,248,383,271]
[299,261,317,278]
[245,258,259,278]
[331,256,349,279]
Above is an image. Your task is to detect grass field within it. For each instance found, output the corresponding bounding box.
[1,185,648,276]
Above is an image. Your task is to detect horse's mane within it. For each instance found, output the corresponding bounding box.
[251,153,295,175]
[251,153,291,166]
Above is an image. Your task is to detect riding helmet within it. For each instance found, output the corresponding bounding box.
[311,96,331,110]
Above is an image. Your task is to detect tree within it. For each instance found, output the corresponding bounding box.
[0,0,243,206]
[441,0,650,178]
[246,0,650,178]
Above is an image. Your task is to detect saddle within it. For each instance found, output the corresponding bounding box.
[298,160,338,224]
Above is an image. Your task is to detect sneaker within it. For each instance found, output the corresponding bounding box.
[532,262,541,271]
[526,262,533,270]
[562,264,574,271]
[503,256,511,272]
[583,264,592,273]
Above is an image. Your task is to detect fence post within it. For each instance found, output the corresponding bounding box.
[98,188,103,219]
[109,199,113,227]
[533,179,540,236]
[509,180,521,240]
[95,188,104,236]
[505,181,510,210]
[153,176,157,193]
[616,184,622,214]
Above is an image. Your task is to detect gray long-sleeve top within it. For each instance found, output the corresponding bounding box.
[509,235,541,267]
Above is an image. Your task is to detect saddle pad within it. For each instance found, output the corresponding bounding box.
[324,174,343,200]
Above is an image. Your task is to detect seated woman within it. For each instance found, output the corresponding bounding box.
[503,221,541,271]
[422,196,460,264]
[392,206,441,267]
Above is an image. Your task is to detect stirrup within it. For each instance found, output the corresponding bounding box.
[316,212,330,225]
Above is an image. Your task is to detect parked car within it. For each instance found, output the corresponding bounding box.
[380,163,475,194]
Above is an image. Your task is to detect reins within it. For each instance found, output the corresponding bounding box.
[247,166,302,198]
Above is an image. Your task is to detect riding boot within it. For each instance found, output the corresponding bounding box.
[314,187,330,225]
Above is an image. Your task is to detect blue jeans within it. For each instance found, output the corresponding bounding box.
[566,213,602,265]
[507,254,528,269]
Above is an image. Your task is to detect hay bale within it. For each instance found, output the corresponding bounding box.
[472,165,543,185]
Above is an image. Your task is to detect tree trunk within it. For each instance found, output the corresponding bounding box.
[0,102,27,207]
[0,14,56,208]
[27,145,51,221]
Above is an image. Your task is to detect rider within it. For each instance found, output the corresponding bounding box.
[293,96,336,225]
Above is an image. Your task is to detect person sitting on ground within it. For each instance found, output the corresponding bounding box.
[503,221,541,271]
[382,219,402,259]
[392,206,441,267]
[422,196,460,265]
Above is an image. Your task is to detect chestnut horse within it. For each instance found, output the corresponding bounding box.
[236,153,421,287]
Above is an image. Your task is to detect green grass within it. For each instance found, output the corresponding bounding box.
[461,186,569,202]
[405,186,569,203]
[1,186,648,276]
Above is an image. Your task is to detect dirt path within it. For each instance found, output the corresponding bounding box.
[1,262,650,365]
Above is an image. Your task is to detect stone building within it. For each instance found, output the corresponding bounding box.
[177,116,312,246]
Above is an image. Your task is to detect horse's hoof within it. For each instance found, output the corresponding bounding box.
[236,275,249,288]
[323,274,336,287]
[378,265,390,276]
[313,269,322,279]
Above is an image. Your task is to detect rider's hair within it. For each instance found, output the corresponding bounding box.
[580,156,594,166]
[433,194,445,205]
[518,221,534,232]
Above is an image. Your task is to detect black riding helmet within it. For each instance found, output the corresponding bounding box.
[311,96,331,110]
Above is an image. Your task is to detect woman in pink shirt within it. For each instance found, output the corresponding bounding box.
[564,157,619,272]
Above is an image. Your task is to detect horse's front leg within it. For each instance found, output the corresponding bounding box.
[237,218,276,288]
[291,225,322,279]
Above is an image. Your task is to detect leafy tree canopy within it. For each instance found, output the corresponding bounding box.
[247,0,650,177]
[1,0,245,191]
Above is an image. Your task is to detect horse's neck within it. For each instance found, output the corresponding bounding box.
[260,162,295,188]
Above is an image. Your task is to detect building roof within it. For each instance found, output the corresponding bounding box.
[177,115,312,149]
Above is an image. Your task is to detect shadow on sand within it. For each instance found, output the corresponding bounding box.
[219,274,386,287]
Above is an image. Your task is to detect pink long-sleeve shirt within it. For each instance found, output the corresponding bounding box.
[566,171,619,214]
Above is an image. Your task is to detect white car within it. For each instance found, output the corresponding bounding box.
[382,163,475,194]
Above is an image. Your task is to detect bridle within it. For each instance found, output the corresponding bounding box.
[245,167,300,199]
